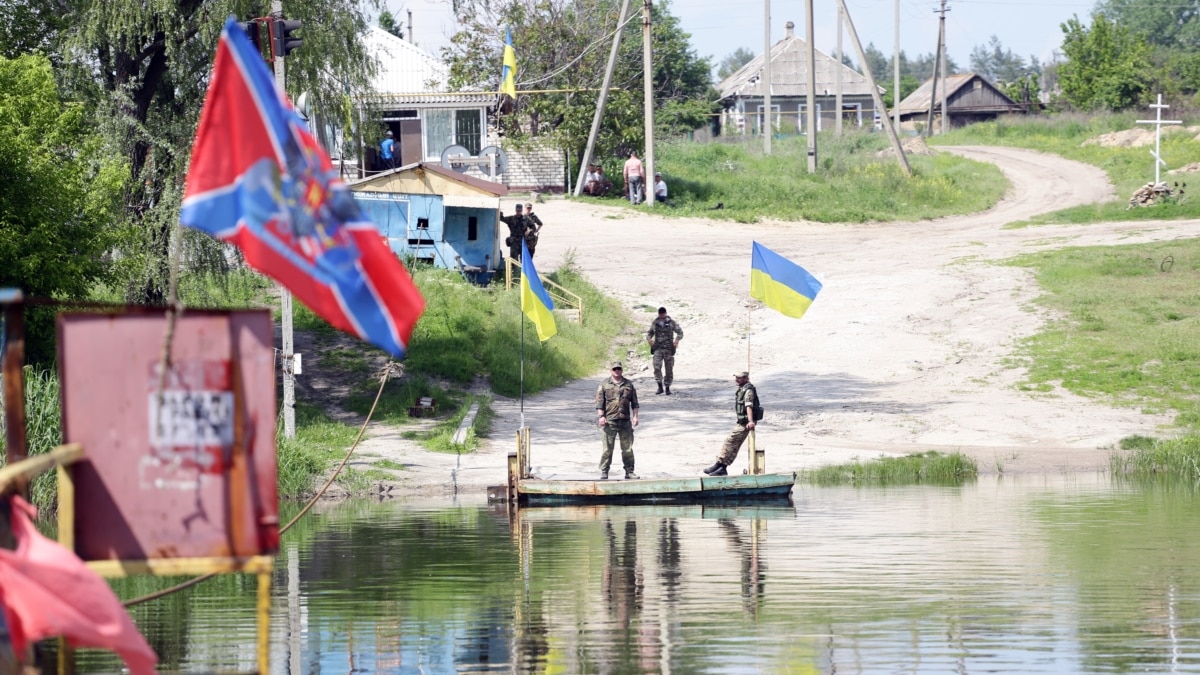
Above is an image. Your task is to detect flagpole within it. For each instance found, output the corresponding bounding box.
[520,296,526,428]
[746,303,752,372]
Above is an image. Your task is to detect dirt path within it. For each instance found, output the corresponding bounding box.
[342,145,1200,499]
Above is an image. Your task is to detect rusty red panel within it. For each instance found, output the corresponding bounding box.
[57,310,279,561]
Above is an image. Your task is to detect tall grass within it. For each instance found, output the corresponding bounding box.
[275,401,358,498]
[1110,434,1200,481]
[934,112,1200,224]
[0,366,62,510]
[587,131,1008,223]
[800,451,978,486]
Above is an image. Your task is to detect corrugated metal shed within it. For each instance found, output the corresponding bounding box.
[896,72,1023,117]
[717,23,883,100]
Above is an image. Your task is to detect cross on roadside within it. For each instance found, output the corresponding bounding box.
[1136,93,1182,186]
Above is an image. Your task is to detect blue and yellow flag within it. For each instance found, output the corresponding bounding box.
[750,242,822,319]
[521,240,557,341]
[500,27,517,98]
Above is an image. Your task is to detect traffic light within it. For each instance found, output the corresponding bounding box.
[271,18,302,59]
[241,19,270,61]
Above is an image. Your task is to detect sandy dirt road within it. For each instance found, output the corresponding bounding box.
[348,146,1200,498]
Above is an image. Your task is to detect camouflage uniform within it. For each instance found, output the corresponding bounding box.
[523,206,543,259]
[595,374,639,476]
[718,381,758,465]
[500,210,527,264]
[647,314,683,388]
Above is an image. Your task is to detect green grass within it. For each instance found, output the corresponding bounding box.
[933,112,1200,225]
[1007,239,1200,425]
[398,394,495,453]
[583,131,1008,224]
[1110,434,1200,481]
[275,401,358,499]
[799,451,978,486]
[0,366,62,510]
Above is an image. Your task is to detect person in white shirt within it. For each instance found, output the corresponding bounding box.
[654,172,668,203]
[583,164,600,196]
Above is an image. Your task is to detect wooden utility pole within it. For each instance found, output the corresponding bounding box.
[924,18,941,138]
[574,0,632,196]
[273,0,295,439]
[642,0,655,207]
[835,4,843,137]
[939,0,948,135]
[805,0,816,172]
[893,0,901,131]
[838,0,910,174]
[763,0,771,154]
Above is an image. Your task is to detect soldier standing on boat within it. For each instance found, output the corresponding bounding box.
[646,307,683,395]
[596,361,640,480]
[704,371,757,476]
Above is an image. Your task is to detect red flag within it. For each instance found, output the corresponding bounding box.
[180,18,425,356]
[0,496,157,674]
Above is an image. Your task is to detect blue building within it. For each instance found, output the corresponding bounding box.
[350,162,509,285]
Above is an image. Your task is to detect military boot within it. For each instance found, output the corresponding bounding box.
[625,471,639,480]
[710,463,728,476]
[656,382,664,395]
[664,384,671,395]
[600,470,608,480]
[703,461,725,475]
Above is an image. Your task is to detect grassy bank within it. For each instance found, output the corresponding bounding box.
[932,112,1200,226]
[799,451,978,486]
[1009,238,1200,477]
[585,131,1008,224]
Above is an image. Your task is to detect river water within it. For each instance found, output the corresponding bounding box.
[79,472,1200,673]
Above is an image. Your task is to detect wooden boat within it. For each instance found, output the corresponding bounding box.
[491,428,795,505]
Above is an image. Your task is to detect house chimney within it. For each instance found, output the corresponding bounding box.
[785,21,794,38]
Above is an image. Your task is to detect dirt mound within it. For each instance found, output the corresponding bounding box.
[876,135,936,158]
[1168,162,1200,175]
[1084,125,1200,148]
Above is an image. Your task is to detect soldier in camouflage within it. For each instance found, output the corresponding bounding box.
[595,361,640,480]
[645,307,683,395]
[499,204,527,266]
[704,371,758,476]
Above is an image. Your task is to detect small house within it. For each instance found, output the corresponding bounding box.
[716,20,885,135]
[895,73,1025,130]
[350,162,509,285]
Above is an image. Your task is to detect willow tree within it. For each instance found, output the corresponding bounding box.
[442,0,713,175]
[60,0,381,304]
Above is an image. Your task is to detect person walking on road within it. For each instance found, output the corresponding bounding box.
[596,361,640,480]
[646,307,683,395]
[623,151,645,205]
[703,371,758,476]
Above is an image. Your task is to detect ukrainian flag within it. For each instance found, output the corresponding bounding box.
[750,241,822,319]
[500,27,517,99]
[521,240,557,341]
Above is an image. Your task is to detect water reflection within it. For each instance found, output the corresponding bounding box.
[69,474,1200,673]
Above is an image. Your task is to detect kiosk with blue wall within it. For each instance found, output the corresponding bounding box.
[350,163,508,285]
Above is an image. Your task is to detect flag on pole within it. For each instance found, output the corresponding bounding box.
[500,27,517,98]
[520,240,557,341]
[0,496,158,675]
[180,17,425,357]
[750,241,823,319]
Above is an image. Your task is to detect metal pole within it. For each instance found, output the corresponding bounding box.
[839,0,911,174]
[574,0,632,197]
[764,0,772,154]
[805,0,817,172]
[835,4,843,137]
[273,0,295,440]
[642,0,655,207]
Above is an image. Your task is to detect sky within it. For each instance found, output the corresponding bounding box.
[385,0,1099,75]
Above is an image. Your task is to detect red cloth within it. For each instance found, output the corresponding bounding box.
[0,496,157,674]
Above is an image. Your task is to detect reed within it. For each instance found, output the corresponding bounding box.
[800,451,978,486]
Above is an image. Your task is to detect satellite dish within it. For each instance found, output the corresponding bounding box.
[440,144,471,173]
[478,146,508,176]
[295,91,310,121]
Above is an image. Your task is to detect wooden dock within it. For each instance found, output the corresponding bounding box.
[492,427,795,505]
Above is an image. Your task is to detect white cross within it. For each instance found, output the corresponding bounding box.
[1136,93,1182,185]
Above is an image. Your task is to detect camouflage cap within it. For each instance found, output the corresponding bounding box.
[734,371,749,378]
[610,361,624,370]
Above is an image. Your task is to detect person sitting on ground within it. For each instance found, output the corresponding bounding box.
[583,164,601,196]
[654,172,669,204]
[595,166,612,196]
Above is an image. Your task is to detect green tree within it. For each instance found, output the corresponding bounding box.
[443,0,713,171]
[59,1,381,306]
[0,55,127,365]
[379,9,405,39]
[1093,0,1200,50]
[1058,13,1152,110]
[716,47,755,81]
[969,35,1040,83]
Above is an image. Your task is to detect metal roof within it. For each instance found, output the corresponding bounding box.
[895,72,1021,115]
[717,25,884,100]
[357,27,494,107]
